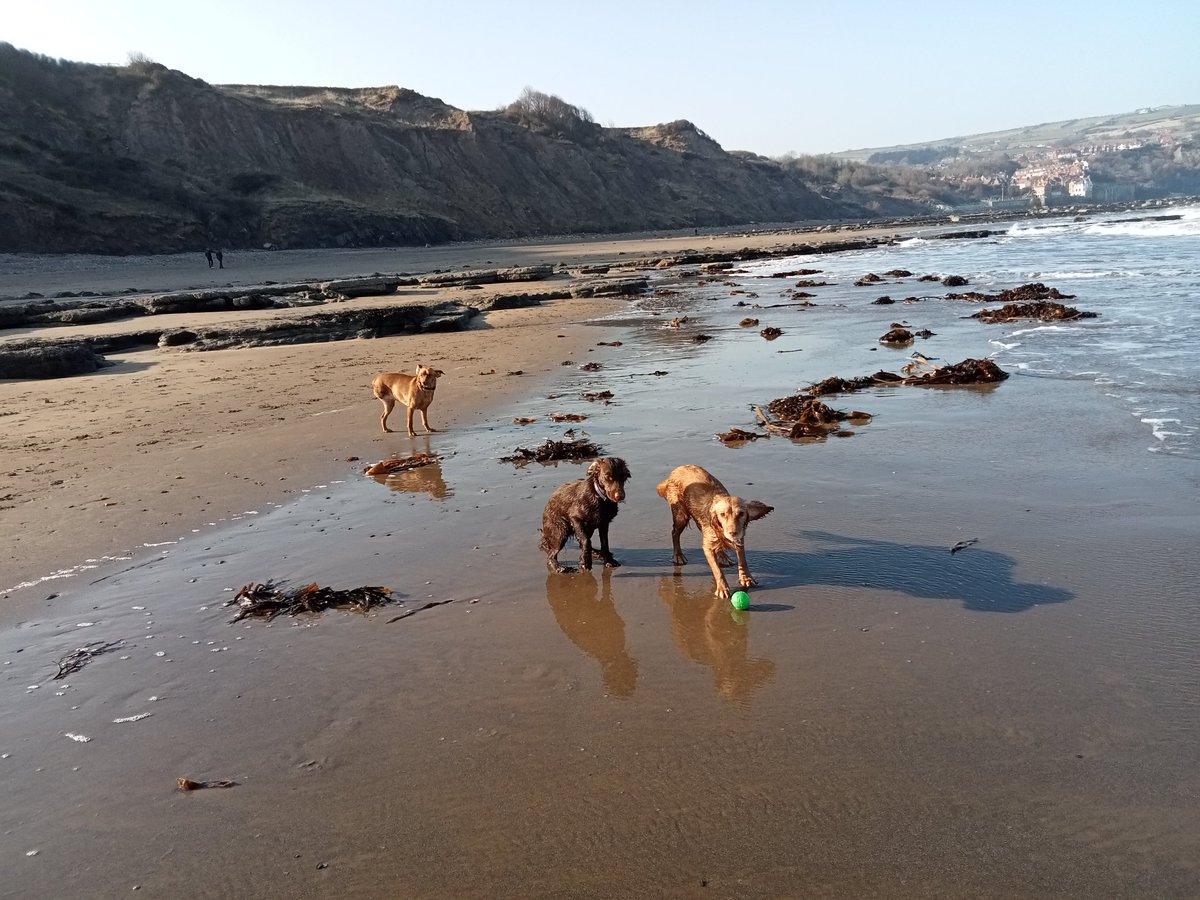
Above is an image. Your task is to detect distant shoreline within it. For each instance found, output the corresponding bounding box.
[2,196,1193,300]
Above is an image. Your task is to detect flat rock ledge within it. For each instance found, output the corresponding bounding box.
[0,272,648,378]
[0,266,558,330]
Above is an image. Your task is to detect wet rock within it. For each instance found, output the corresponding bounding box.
[0,338,112,378]
[931,230,1002,240]
[879,327,914,345]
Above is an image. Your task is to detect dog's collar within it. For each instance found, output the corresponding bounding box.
[594,481,611,501]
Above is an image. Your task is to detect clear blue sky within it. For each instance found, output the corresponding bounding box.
[5,0,1198,156]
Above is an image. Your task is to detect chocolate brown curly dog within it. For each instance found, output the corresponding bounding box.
[540,457,631,573]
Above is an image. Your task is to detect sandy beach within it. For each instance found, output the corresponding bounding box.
[0,225,901,605]
[2,223,1198,898]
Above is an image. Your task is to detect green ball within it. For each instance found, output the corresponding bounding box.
[730,590,751,610]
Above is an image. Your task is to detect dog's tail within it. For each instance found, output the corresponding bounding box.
[655,479,669,500]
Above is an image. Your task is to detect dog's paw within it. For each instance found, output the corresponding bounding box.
[739,574,759,588]
[715,551,733,567]
[671,553,688,566]
[603,558,621,569]
[713,583,732,601]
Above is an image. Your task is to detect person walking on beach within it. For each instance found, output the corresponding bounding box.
[204,248,214,268]
[215,249,224,269]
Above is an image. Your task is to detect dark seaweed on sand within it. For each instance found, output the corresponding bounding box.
[53,640,124,680]
[970,301,1098,323]
[761,398,872,437]
[902,357,1008,384]
[500,438,603,464]
[226,581,396,622]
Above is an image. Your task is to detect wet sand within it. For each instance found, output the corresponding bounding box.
[2,227,1199,898]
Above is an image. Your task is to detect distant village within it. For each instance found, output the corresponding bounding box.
[976,130,1188,209]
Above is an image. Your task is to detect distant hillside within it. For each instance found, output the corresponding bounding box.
[802,105,1200,208]
[835,105,1200,162]
[0,43,919,255]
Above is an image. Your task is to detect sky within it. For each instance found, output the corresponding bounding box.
[5,0,1199,157]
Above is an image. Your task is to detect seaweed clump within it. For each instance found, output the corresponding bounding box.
[500,438,603,464]
[902,357,1008,385]
[946,281,1075,303]
[971,302,1098,323]
[762,397,872,437]
[226,582,396,622]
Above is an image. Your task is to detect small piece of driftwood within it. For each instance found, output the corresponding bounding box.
[364,452,439,477]
[177,778,239,791]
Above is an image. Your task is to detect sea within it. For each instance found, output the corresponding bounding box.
[735,204,1200,459]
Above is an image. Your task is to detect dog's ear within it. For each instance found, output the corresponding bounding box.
[745,501,774,521]
[708,497,730,530]
[433,369,445,377]
[587,459,602,479]
[613,458,631,482]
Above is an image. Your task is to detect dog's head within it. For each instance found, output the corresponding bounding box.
[709,495,773,547]
[588,457,631,503]
[414,364,444,391]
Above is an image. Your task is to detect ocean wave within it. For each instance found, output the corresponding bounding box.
[1005,324,1072,338]
[1084,220,1200,238]
[1006,221,1080,238]
[1019,270,1141,279]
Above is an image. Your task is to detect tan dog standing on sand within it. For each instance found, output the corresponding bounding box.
[656,464,774,599]
[372,365,444,435]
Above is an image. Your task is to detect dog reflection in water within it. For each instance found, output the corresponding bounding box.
[658,576,775,704]
[545,568,637,697]
[368,460,453,500]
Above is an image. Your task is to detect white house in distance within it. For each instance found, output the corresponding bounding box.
[1068,174,1094,197]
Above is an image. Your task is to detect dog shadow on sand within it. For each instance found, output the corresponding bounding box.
[778,529,1074,613]
[608,530,1072,614]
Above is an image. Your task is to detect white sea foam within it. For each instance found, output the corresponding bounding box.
[1084,219,1200,238]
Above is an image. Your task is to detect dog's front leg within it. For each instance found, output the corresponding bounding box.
[734,545,758,589]
[598,519,620,568]
[702,539,732,600]
[405,405,417,437]
[669,505,689,566]
[419,408,438,434]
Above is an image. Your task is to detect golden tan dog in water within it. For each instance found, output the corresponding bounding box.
[372,365,443,435]
[656,464,774,599]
